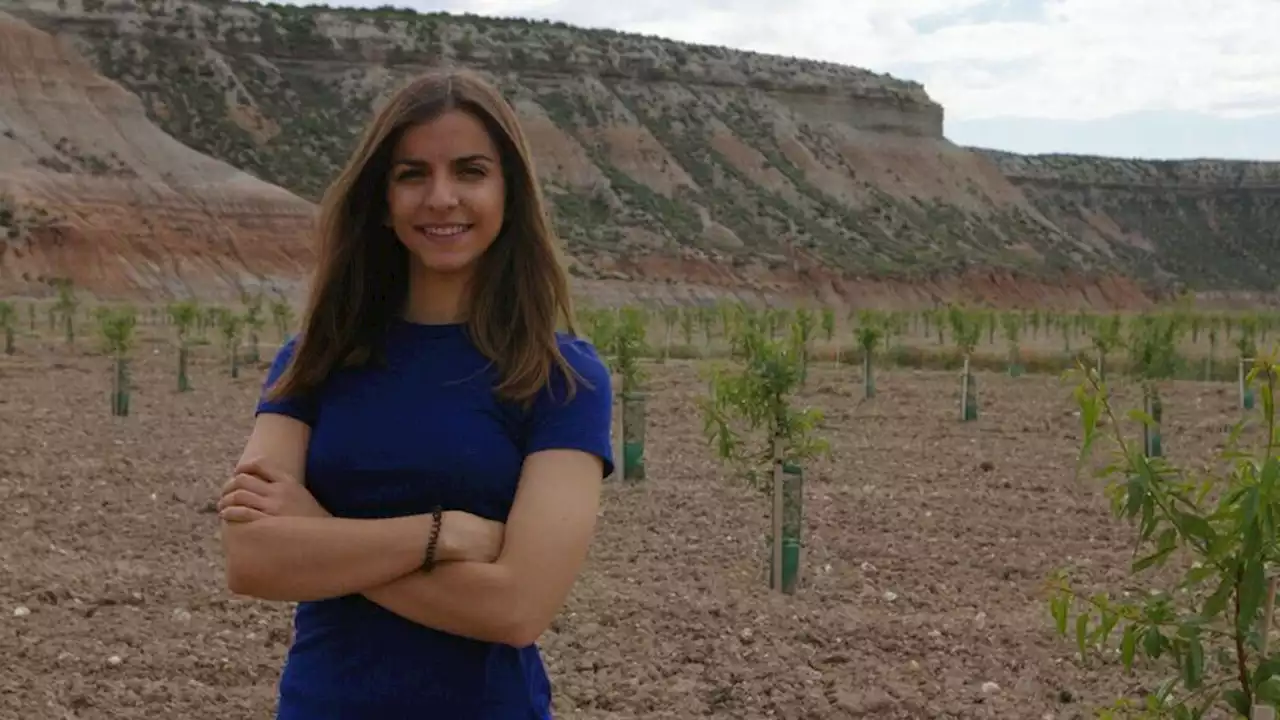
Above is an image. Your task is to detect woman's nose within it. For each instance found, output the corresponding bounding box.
[423,177,459,209]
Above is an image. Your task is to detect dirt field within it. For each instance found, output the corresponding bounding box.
[0,332,1258,719]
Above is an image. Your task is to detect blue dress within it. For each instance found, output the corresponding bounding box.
[253,318,615,719]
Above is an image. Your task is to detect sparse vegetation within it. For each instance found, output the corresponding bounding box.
[39,0,1277,291]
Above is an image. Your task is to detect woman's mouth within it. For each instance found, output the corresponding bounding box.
[416,223,473,239]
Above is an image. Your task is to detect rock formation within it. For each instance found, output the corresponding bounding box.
[1,0,1276,310]
[0,7,315,302]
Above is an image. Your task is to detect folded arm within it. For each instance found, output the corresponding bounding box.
[222,512,437,602]
[219,414,491,602]
[361,448,603,646]
[225,337,611,646]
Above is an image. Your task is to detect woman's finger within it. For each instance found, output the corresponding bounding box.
[221,473,272,497]
[217,489,272,514]
[219,505,268,523]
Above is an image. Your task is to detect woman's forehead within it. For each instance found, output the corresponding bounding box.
[391,110,500,163]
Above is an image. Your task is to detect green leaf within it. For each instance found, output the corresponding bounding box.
[1143,627,1164,659]
[1177,513,1216,550]
[1237,558,1266,632]
[1254,655,1280,686]
[1125,476,1147,519]
[1223,689,1249,716]
[1181,635,1204,689]
[1050,595,1068,636]
[1202,573,1235,619]
[1133,543,1176,572]
[1096,609,1120,645]
[1257,676,1280,705]
[1120,624,1137,670]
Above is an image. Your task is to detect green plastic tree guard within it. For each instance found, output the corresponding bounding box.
[621,390,646,481]
[1143,387,1163,458]
[178,346,191,392]
[111,357,131,417]
[961,370,978,422]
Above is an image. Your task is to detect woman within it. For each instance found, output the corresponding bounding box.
[215,68,615,719]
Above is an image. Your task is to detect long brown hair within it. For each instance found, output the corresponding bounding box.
[266,68,581,408]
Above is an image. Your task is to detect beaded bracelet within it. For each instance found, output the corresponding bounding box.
[423,506,443,571]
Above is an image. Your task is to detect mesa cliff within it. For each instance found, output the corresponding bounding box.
[1,0,1277,309]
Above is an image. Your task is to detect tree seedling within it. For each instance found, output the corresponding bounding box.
[1128,315,1182,458]
[215,308,244,378]
[1091,314,1124,382]
[1239,319,1259,411]
[0,301,14,355]
[1001,311,1024,377]
[242,291,265,364]
[609,307,649,482]
[949,306,981,421]
[270,297,294,343]
[659,305,678,363]
[53,279,78,346]
[168,300,200,392]
[820,308,836,364]
[96,305,137,417]
[791,307,815,385]
[702,319,828,594]
[1049,350,1280,720]
[856,310,883,399]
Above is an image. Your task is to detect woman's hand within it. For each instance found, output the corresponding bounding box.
[437,511,505,564]
[220,458,504,564]
[218,458,330,522]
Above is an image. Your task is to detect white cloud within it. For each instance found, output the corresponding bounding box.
[268,0,1280,123]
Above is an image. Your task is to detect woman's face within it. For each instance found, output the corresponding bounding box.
[384,108,507,281]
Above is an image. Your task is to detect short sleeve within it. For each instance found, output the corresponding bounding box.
[255,335,319,426]
[525,335,614,479]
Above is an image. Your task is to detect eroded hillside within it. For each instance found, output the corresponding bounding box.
[0,7,315,301]
[979,150,1280,294]
[2,0,1276,308]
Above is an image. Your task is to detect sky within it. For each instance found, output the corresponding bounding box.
[265,0,1280,161]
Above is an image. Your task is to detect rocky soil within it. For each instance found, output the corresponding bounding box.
[0,330,1260,718]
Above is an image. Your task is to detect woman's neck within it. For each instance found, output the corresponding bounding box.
[403,267,470,325]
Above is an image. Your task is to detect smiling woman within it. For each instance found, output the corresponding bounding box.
[215,68,615,719]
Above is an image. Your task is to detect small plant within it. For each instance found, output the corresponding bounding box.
[1001,311,1024,377]
[855,310,883,399]
[169,300,200,392]
[583,306,617,357]
[702,321,828,594]
[96,305,137,417]
[1048,351,1280,719]
[659,305,678,363]
[52,279,78,345]
[216,308,245,378]
[791,307,816,384]
[609,307,649,482]
[270,297,294,342]
[1127,315,1181,457]
[1238,318,1259,411]
[949,306,982,421]
[679,307,695,352]
[1091,314,1124,381]
[242,291,265,363]
[820,307,836,363]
